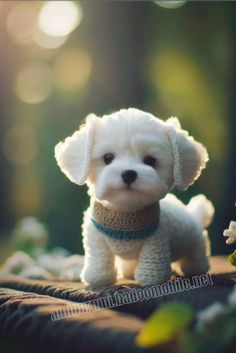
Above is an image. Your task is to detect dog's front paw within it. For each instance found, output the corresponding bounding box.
[135,275,171,286]
[135,267,171,286]
[81,267,116,287]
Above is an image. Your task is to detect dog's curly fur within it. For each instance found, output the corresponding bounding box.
[55,108,214,286]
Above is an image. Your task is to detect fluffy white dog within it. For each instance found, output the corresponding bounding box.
[55,108,214,286]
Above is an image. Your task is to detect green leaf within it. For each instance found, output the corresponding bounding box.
[228,250,236,267]
[136,301,194,347]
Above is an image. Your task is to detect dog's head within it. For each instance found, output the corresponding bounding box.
[55,108,208,210]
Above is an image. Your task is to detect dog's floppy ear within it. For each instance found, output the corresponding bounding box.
[55,114,98,185]
[165,117,208,191]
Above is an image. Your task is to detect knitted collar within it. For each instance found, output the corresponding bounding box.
[92,201,160,241]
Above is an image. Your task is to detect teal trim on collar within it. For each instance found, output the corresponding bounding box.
[91,218,159,240]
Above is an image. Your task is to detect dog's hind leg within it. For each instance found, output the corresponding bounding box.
[178,234,210,275]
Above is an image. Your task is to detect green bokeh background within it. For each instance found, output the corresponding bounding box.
[0,1,235,262]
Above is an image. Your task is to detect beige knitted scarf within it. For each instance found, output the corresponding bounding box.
[92,201,160,240]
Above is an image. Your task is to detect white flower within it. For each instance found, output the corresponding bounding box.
[223,221,236,245]
[62,254,84,269]
[0,245,84,281]
[59,267,81,281]
[12,217,48,247]
[59,255,84,280]
[36,247,70,276]
[20,266,52,280]
[37,251,83,280]
[0,251,35,275]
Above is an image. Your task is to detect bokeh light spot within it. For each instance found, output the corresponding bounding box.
[10,168,42,217]
[53,49,92,91]
[3,127,37,165]
[33,27,68,50]
[14,63,53,104]
[7,4,38,44]
[38,1,82,37]
[155,1,186,9]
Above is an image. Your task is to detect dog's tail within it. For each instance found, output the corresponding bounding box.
[187,194,215,229]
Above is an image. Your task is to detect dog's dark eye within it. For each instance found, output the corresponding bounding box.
[103,153,115,165]
[143,155,156,168]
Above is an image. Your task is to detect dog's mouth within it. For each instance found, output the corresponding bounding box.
[96,182,157,202]
[107,185,139,194]
[119,184,148,193]
[124,184,142,192]
[122,184,149,195]
[112,186,135,192]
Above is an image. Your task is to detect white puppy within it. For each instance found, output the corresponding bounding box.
[55,108,214,286]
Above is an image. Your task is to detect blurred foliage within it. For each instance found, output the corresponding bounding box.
[13,216,48,257]
[229,250,236,267]
[0,1,236,261]
[136,299,236,353]
[136,301,194,347]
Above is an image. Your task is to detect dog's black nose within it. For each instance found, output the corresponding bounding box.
[122,170,137,185]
